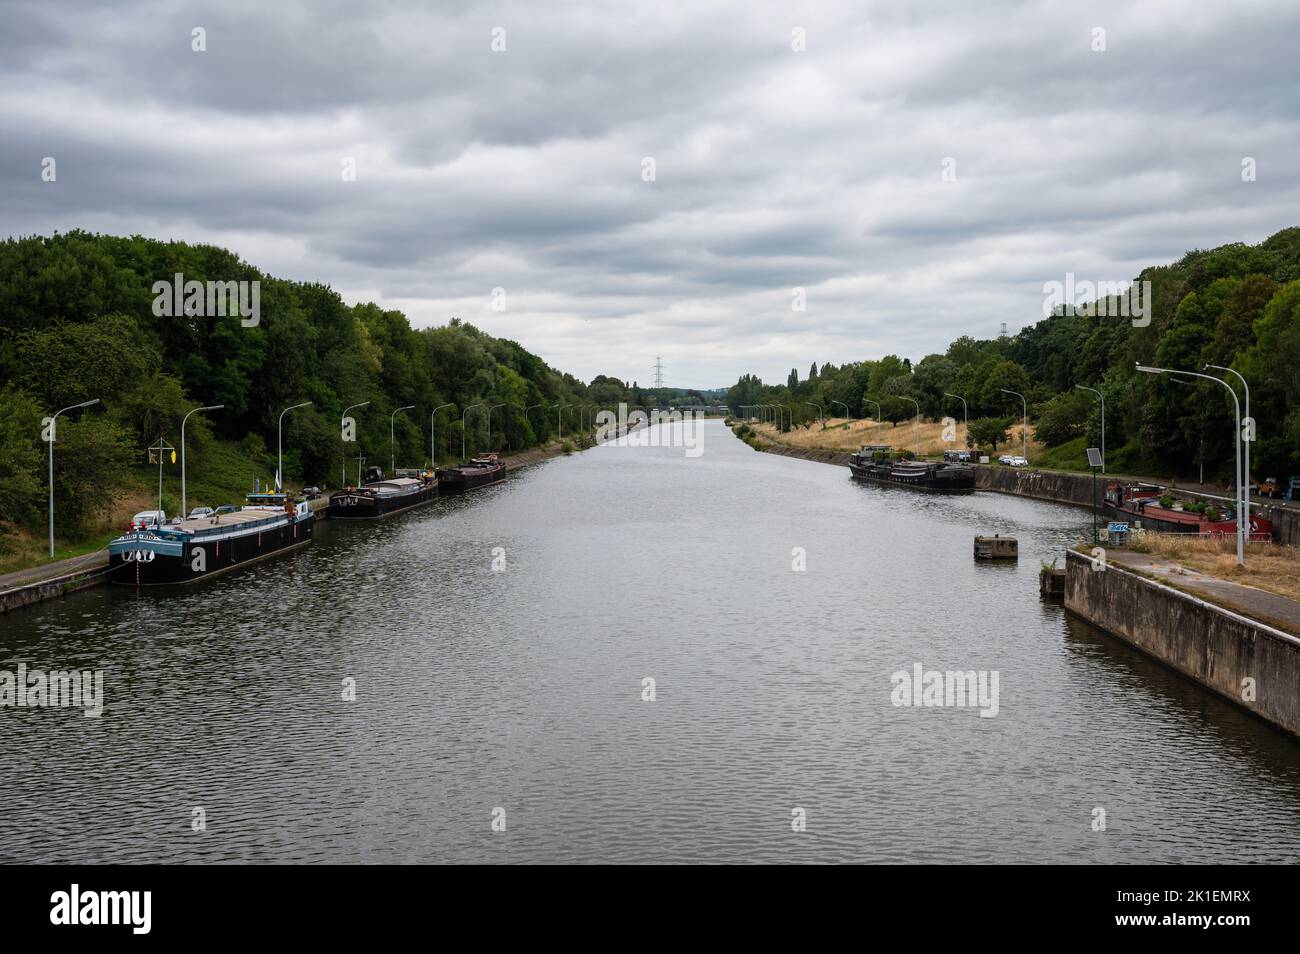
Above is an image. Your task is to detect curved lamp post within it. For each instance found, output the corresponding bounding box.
[1137,364,1244,565]
[488,402,507,449]
[390,404,415,475]
[47,397,100,559]
[1207,364,1250,524]
[342,401,370,487]
[181,403,224,517]
[462,403,487,460]
[277,401,312,493]
[1074,385,1104,473]
[861,398,883,446]
[999,389,1027,462]
[804,401,824,426]
[829,399,850,421]
[943,393,967,450]
[431,403,455,469]
[898,396,921,458]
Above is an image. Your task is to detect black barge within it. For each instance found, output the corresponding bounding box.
[436,453,506,494]
[848,446,975,491]
[328,467,439,519]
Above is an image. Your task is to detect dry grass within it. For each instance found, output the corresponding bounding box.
[746,417,1044,459]
[1126,532,1300,603]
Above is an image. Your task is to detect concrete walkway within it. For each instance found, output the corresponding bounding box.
[0,549,109,593]
[1104,549,1300,637]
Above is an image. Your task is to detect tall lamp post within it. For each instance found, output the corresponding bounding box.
[488,402,507,449]
[943,393,968,450]
[1000,389,1027,462]
[277,401,312,493]
[1207,365,1250,524]
[525,403,546,440]
[862,398,882,446]
[431,403,455,469]
[181,403,224,517]
[47,398,100,559]
[1075,385,1105,473]
[342,400,370,488]
[1137,364,1245,566]
[462,403,486,460]
[803,401,824,426]
[773,403,789,432]
[829,399,850,422]
[390,405,415,474]
[899,396,921,458]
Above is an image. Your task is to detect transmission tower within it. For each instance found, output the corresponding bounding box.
[651,356,665,389]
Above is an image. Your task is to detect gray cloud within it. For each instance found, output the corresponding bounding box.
[3,0,1299,387]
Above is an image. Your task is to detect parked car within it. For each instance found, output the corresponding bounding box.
[188,507,215,520]
[1008,456,1029,467]
[997,454,1013,465]
[129,510,166,529]
[214,504,238,515]
[302,486,322,500]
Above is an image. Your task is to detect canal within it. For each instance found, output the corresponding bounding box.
[3,419,1299,863]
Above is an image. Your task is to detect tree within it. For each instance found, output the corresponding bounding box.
[969,417,1012,452]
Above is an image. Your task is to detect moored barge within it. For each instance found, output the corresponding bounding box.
[1103,481,1272,540]
[848,446,975,491]
[436,453,506,494]
[109,491,314,586]
[328,467,439,519]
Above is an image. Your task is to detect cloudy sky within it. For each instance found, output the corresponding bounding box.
[5,1,1299,387]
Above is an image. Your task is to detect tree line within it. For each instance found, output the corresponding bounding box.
[728,227,1300,477]
[0,231,663,543]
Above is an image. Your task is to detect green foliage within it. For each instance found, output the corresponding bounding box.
[969,417,1013,451]
[0,231,639,542]
[725,227,1300,480]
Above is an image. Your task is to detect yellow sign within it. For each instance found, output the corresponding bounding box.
[171,450,177,464]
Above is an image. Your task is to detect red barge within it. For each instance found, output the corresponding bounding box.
[1103,482,1272,541]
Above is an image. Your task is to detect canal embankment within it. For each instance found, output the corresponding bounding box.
[731,423,1300,545]
[1,435,601,615]
[1064,548,1300,738]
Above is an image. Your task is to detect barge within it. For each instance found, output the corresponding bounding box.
[109,491,314,586]
[436,453,506,494]
[328,467,439,519]
[848,446,975,491]
[1103,482,1272,540]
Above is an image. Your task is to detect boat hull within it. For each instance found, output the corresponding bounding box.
[436,465,506,494]
[109,513,315,586]
[327,483,439,519]
[848,460,975,491]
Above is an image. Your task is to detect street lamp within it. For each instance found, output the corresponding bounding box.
[803,401,824,426]
[342,401,370,488]
[390,405,415,474]
[555,403,568,441]
[46,398,100,559]
[488,402,507,448]
[1137,364,1245,565]
[1075,385,1104,473]
[277,401,312,493]
[773,403,789,432]
[999,389,1027,463]
[1207,365,1251,525]
[943,393,968,450]
[861,398,882,446]
[181,403,224,517]
[431,403,455,469]
[898,396,921,458]
[525,403,546,440]
[462,403,486,460]
[829,399,850,422]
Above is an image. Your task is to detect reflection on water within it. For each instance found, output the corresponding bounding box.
[2,420,1299,863]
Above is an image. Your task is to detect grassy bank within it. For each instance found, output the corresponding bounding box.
[1124,533,1300,603]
